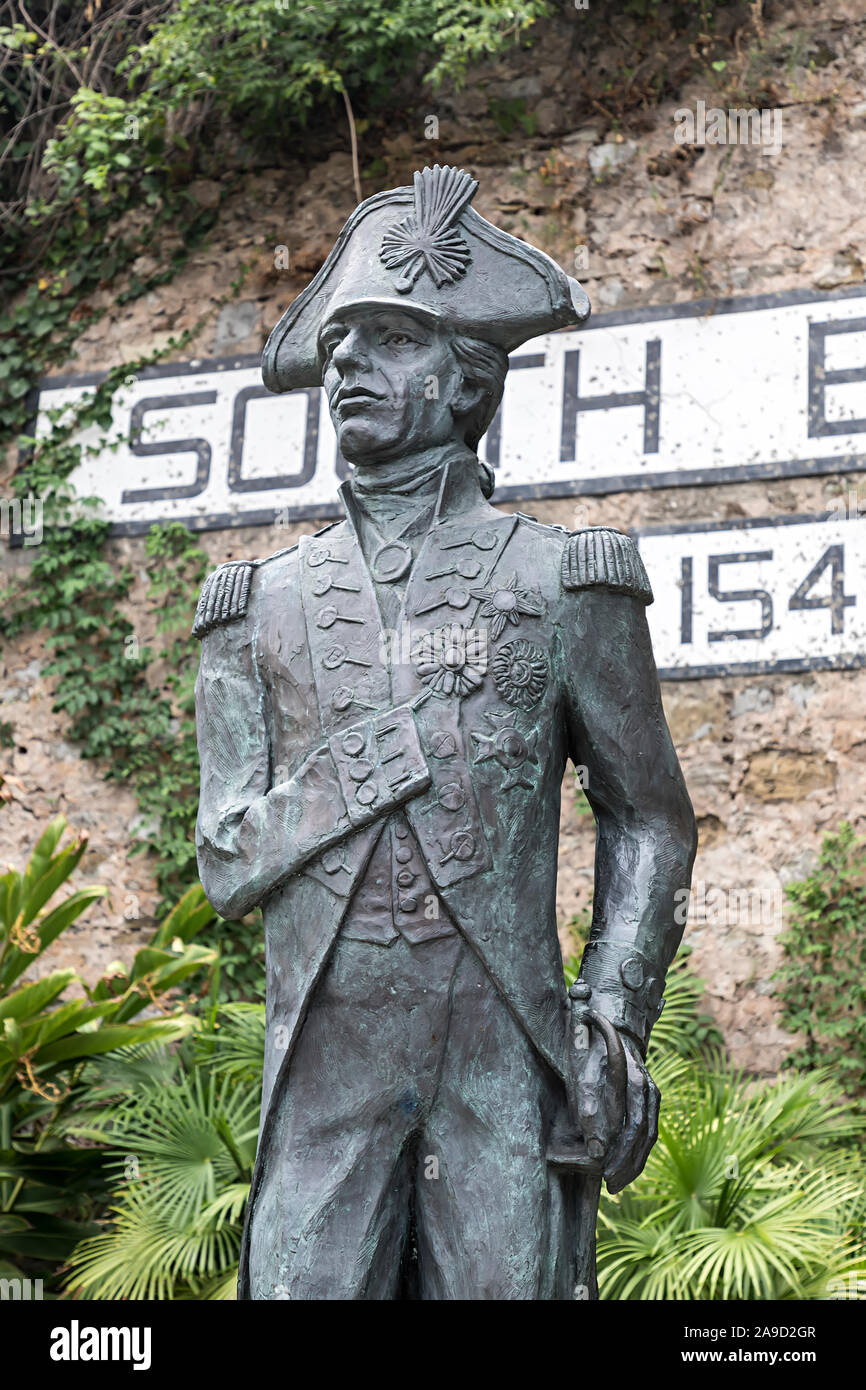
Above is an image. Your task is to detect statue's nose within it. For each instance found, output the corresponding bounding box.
[332,328,369,371]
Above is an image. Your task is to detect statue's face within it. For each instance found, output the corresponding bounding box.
[320,306,464,464]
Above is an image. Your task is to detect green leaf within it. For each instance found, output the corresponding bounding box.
[34,1016,194,1065]
[0,970,77,1023]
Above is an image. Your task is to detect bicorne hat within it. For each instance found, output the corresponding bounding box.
[262,164,590,393]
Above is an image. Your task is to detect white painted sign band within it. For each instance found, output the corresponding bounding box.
[30,286,866,536]
[636,512,866,680]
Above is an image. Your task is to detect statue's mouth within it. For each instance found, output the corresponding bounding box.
[334,387,384,413]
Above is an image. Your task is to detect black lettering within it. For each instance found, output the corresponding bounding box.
[708,551,773,641]
[560,339,660,462]
[789,544,855,634]
[680,555,693,644]
[229,385,319,492]
[123,392,216,503]
[807,318,866,438]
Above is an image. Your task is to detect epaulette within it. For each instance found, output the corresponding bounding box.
[561,526,653,604]
[192,561,255,639]
[192,531,322,639]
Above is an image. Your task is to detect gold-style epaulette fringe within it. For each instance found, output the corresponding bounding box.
[192,561,255,639]
[561,527,653,605]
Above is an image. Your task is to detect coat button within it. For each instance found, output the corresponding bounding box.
[397,870,416,888]
[342,731,365,756]
[472,528,498,550]
[348,758,374,782]
[620,957,644,991]
[399,897,418,913]
[355,782,378,805]
[394,821,409,839]
[438,782,465,811]
[308,543,337,567]
[429,732,457,759]
[370,540,412,583]
[395,846,412,864]
[447,829,475,861]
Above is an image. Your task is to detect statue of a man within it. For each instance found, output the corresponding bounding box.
[193,166,696,1300]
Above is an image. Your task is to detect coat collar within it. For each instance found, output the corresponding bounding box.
[339,444,491,535]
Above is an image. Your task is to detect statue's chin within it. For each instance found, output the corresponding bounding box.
[336,421,396,467]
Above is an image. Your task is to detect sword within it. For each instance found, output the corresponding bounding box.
[547,980,628,1171]
[547,981,629,1299]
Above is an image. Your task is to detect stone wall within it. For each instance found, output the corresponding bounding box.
[2,0,865,1073]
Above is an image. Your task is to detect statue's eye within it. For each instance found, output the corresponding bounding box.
[384,331,412,346]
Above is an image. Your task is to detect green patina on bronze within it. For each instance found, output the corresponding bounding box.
[193,166,697,1300]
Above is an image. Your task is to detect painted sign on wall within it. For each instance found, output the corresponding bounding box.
[33,286,866,536]
[636,512,866,679]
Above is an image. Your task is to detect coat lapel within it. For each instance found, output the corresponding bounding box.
[298,526,391,732]
[390,462,519,889]
[298,457,520,894]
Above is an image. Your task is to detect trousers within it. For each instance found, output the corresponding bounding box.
[247,932,582,1299]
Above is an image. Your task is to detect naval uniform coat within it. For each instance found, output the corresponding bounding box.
[193,453,697,1298]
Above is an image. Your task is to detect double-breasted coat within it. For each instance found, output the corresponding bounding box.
[193,451,697,1297]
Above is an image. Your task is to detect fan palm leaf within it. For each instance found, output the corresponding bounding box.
[599,1063,866,1300]
[64,1013,262,1300]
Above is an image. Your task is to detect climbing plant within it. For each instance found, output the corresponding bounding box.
[774,823,866,1107]
[1,298,265,1001]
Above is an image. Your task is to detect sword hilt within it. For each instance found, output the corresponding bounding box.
[547,982,628,1173]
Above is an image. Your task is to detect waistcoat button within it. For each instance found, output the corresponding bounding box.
[429,732,457,759]
[438,782,465,811]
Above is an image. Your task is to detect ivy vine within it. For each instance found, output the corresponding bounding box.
[2,295,264,1002]
[775,822,866,1109]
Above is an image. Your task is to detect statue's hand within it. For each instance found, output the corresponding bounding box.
[602,1032,660,1195]
[572,1025,659,1195]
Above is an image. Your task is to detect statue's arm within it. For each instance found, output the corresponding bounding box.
[558,531,697,1192]
[194,616,430,920]
[562,581,697,1054]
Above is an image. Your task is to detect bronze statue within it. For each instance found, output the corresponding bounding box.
[193,166,697,1300]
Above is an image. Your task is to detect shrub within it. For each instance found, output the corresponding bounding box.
[598,935,866,1300]
[0,816,216,1289]
[774,822,866,1105]
[64,1005,264,1300]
